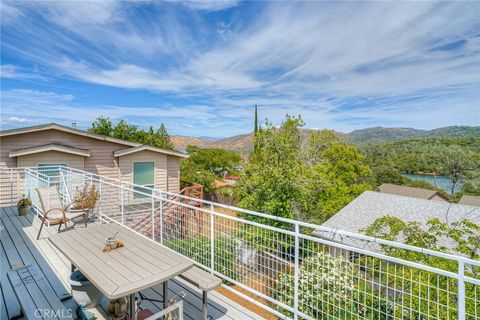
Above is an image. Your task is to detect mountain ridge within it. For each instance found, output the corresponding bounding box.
[172,125,480,151]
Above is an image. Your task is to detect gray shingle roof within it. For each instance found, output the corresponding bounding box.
[313,191,480,252]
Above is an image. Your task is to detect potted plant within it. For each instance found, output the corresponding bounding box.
[17,196,32,216]
[74,184,100,220]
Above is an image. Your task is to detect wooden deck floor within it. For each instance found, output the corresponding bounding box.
[0,206,264,320]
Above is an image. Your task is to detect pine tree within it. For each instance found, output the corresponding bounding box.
[254,104,259,152]
[155,123,174,150]
[254,104,259,134]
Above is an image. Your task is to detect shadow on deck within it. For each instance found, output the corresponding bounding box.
[0,206,263,320]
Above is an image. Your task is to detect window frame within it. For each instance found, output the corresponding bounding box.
[132,161,155,198]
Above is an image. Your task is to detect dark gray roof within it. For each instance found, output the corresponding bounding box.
[313,191,480,252]
[459,195,480,207]
[378,183,447,200]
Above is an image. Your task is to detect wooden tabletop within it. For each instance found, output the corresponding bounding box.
[49,223,193,300]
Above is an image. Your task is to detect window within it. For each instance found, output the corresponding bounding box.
[37,163,67,186]
[133,162,154,198]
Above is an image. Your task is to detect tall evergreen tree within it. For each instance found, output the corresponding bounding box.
[155,123,174,150]
[254,104,259,152]
[254,104,259,134]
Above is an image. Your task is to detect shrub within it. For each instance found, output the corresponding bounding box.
[164,235,241,281]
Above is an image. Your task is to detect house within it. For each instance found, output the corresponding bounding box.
[378,183,448,201]
[313,191,480,255]
[0,123,187,193]
[458,194,480,207]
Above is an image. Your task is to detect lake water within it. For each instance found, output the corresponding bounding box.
[401,173,463,194]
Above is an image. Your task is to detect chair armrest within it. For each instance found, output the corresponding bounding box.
[64,202,84,212]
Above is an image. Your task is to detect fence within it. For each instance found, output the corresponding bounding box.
[1,166,479,320]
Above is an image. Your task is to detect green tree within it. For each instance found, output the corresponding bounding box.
[235,116,305,225]
[112,120,139,141]
[88,117,175,150]
[235,115,372,225]
[439,146,478,194]
[88,116,113,136]
[154,123,174,150]
[180,146,241,193]
[253,104,259,152]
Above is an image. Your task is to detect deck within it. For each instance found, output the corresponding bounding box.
[0,206,264,320]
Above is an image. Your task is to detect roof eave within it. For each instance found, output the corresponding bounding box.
[114,146,188,158]
[9,145,91,158]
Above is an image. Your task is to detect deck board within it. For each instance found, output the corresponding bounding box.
[0,206,265,320]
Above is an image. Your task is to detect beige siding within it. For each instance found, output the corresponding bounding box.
[118,150,168,191]
[0,129,124,179]
[167,156,180,192]
[0,128,182,203]
[16,151,84,170]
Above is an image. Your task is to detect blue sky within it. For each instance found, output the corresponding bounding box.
[1,1,479,137]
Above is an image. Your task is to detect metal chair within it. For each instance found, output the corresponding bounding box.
[36,186,87,239]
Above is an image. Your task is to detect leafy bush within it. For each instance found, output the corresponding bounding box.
[272,251,479,319]
[274,251,356,318]
[164,235,241,281]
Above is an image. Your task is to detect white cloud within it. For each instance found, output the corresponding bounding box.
[0,64,45,80]
[8,116,33,123]
[1,1,479,134]
[175,0,239,12]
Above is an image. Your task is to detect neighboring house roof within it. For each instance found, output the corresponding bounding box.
[313,191,480,253]
[113,145,188,158]
[213,179,234,189]
[458,195,480,207]
[0,123,187,158]
[9,143,91,158]
[378,183,448,201]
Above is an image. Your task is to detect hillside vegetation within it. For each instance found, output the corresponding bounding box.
[172,126,480,151]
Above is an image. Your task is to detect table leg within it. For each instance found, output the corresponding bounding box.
[163,280,168,310]
[129,293,136,320]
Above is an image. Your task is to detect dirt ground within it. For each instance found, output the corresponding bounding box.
[215,285,279,320]
[212,205,281,320]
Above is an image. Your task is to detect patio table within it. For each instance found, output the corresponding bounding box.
[49,223,193,319]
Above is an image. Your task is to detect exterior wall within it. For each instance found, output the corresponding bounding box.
[118,150,168,191]
[0,129,125,179]
[0,128,182,202]
[167,156,180,192]
[16,150,84,171]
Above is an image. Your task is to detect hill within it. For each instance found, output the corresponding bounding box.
[172,126,480,151]
[345,126,480,144]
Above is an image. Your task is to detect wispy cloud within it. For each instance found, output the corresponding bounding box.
[1,1,479,135]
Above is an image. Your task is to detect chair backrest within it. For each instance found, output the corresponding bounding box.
[36,186,63,213]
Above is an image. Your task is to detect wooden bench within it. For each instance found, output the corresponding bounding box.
[7,265,75,320]
[179,267,222,320]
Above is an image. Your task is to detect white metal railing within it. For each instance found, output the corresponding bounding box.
[1,166,479,320]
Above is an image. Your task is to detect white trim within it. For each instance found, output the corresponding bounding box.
[0,123,139,147]
[114,145,188,159]
[9,144,91,158]
[132,161,155,199]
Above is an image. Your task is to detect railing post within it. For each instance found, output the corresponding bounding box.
[24,169,29,199]
[293,223,300,320]
[159,192,163,245]
[99,177,103,219]
[458,260,465,320]
[9,170,13,205]
[151,195,155,241]
[210,204,215,274]
[120,182,124,225]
